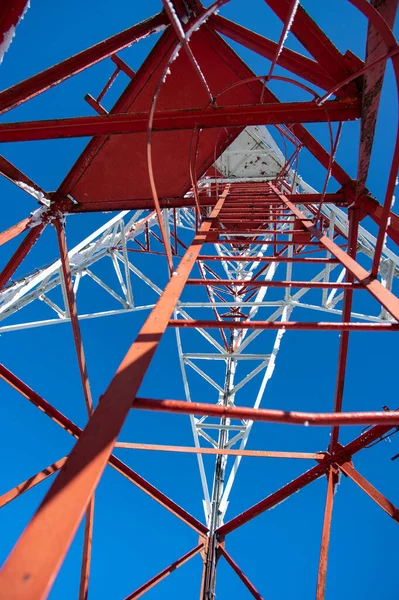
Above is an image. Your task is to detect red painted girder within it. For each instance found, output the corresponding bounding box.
[124,544,203,600]
[52,23,356,206]
[272,184,399,321]
[0,223,45,291]
[0,457,68,509]
[0,1,28,65]
[290,123,352,186]
[265,0,360,94]
[197,256,340,263]
[339,461,399,522]
[209,14,337,92]
[0,99,361,143]
[55,220,93,416]
[0,217,31,246]
[315,467,335,600]
[210,229,309,235]
[132,398,399,427]
[0,12,168,115]
[217,421,396,537]
[172,0,202,19]
[361,192,399,247]
[356,0,399,196]
[79,497,94,600]
[168,320,399,332]
[65,193,346,212]
[330,210,360,451]
[0,154,47,200]
[219,547,264,600]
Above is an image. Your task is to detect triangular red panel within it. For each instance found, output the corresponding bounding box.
[61,25,264,205]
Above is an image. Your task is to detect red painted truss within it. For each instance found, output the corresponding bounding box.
[0,1,398,599]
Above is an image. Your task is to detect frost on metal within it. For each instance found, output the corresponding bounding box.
[164,0,186,39]
[131,23,167,47]
[277,0,299,61]
[28,206,49,227]
[0,1,30,65]
[16,181,51,206]
[0,26,16,65]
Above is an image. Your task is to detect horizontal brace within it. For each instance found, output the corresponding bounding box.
[0,99,361,142]
[216,219,299,224]
[178,302,284,307]
[182,353,272,360]
[186,280,360,289]
[212,229,304,235]
[205,240,322,245]
[197,256,339,263]
[66,193,346,212]
[105,446,315,460]
[132,398,399,426]
[197,424,247,431]
[168,320,399,331]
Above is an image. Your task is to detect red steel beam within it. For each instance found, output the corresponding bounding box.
[0,223,45,291]
[209,14,337,91]
[0,457,68,509]
[270,183,399,321]
[315,467,335,600]
[114,442,322,459]
[56,213,96,600]
[55,220,93,416]
[123,544,203,600]
[356,0,399,197]
[0,1,28,65]
[217,421,396,537]
[330,210,360,451]
[339,461,399,522]
[197,256,340,263]
[131,398,399,427]
[0,364,207,536]
[0,99,361,143]
[219,546,264,600]
[0,154,47,201]
[265,0,359,92]
[0,12,168,115]
[66,193,347,212]
[0,217,31,246]
[0,189,229,598]
[78,497,94,600]
[361,195,399,247]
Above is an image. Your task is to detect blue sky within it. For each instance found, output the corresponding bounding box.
[1,1,399,599]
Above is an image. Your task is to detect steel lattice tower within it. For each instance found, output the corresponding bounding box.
[1,1,399,599]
